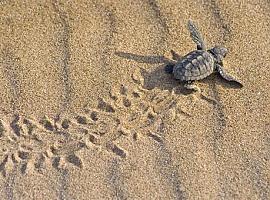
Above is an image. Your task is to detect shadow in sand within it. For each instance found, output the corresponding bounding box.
[139,66,194,95]
[116,51,191,95]
[115,52,171,64]
[199,73,243,89]
[215,74,243,89]
[116,51,243,94]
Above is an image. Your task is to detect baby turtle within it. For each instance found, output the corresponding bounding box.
[165,20,242,91]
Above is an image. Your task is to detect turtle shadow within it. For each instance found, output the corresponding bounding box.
[115,51,192,95]
[115,51,169,64]
[115,51,243,94]
[139,66,193,95]
[215,74,243,89]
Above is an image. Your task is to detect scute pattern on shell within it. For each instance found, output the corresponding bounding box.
[173,50,215,81]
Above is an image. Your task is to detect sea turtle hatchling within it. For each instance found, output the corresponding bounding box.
[165,20,243,92]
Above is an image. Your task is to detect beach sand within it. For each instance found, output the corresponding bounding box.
[0,0,269,199]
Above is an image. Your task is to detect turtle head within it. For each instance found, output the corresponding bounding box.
[209,46,228,63]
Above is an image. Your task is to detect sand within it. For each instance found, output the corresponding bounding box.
[0,0,269,199]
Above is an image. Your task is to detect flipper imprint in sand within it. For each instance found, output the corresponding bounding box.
[0,69,190,177]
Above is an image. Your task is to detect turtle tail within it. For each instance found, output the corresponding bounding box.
[164,63,174,74]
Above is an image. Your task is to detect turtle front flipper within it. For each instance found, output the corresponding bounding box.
[187,20,206,50]
[216,64,243,86]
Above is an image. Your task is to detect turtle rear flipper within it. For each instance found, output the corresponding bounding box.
[170,50,182,61]
[184,81,201,92]
[164,63,175,74]
[187,20,206,50]
[216,64,243,86]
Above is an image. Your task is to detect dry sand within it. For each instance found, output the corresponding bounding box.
[0,0,269,199]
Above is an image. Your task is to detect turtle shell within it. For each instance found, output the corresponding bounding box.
[173,50,215,81]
